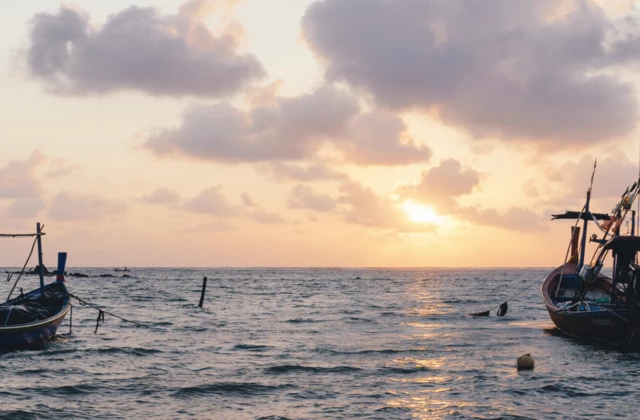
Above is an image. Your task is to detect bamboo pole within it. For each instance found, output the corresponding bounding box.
[198,277,208,308]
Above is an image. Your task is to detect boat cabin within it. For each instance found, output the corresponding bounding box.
[595,236,640,304]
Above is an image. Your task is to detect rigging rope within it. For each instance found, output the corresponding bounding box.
[468,268,556,316]
[6,235,39,301]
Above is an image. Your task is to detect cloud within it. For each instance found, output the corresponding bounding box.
[246,79,283,107]
[343,111,433,165]
[4,197,45,219]
[240,193,257,207]
[138,187,181,205]
[47,191,127,221]
[183,185,239,216]
[550,153,639,201]
[141,186,284,223]
[287,185,336,212]
[302,0,639,147]
[456,206,546,232]
[145,85,431,165]
[26,1,264,97]
[338,181,436,232]
[185,220,238,232]
[43,158,81,178]
[0,150,45,199]
[396,159,482,212]
[260,162,347,182]
[246,209,286,224]
[395,159,544,231]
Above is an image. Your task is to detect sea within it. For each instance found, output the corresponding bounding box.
[0,267,638,419]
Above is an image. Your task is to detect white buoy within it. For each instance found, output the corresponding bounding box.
[517,353,534,370]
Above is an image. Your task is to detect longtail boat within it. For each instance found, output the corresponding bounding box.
[0,223,71,349]
[542,163,640,347]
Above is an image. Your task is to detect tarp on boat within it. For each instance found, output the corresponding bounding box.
[551,211,611,221]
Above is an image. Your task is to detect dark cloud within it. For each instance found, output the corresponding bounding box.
[145,85,431,165]
[27,2,263,97]
[47,191,127,221]
[303,0,639,147]
[138,187,181,205]
[287,185,336,212]
[397,159,482,212]
[183,185,239,217]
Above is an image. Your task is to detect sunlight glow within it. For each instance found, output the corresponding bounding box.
[403,201,442,225]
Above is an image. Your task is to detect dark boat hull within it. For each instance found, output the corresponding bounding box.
[541,263,640,347]
[0,305,70,348]
[0,282,71,349]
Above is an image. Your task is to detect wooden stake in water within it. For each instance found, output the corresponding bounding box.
[198,277,208,308]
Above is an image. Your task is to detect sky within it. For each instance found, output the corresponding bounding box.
[2,0,640,267]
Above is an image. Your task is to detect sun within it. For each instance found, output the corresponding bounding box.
[403,201,442,225]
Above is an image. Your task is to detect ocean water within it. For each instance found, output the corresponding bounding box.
[0,267,638,419]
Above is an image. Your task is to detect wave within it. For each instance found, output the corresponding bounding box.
[233,344,273,351]
[172,382,293,397]
[538,384,591,397]
[315,348,427,355]
[376,366,431,375]
[264,365,362,375]
[285,318,324,323]
[20,384,101,397]
[84,347,162,357]
[0,409,40,420]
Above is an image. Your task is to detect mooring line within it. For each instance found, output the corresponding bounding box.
[468,268,555,316]
[69,293,145,330]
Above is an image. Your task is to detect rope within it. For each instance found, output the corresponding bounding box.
[6,235,39,301]
[469,268,556,316]
[69,293,144,329]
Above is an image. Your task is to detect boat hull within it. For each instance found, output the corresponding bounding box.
[0,304,70,349]
[546,305,637,345]
[0,281,71,349]
[541,263,640,347]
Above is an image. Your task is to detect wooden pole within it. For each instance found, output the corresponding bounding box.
[198,277,208,308]
[36,223,45,297]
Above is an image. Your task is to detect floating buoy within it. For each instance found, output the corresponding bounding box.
[517,353,534,370]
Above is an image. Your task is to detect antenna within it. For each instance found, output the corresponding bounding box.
[590,159,597,192]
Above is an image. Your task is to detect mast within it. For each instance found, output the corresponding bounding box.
[578,189,591,272]
[578,161,597,272]
[36,223,45,297]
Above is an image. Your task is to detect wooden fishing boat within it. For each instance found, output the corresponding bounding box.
[542,167,640,347]
[0,224,71,349]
